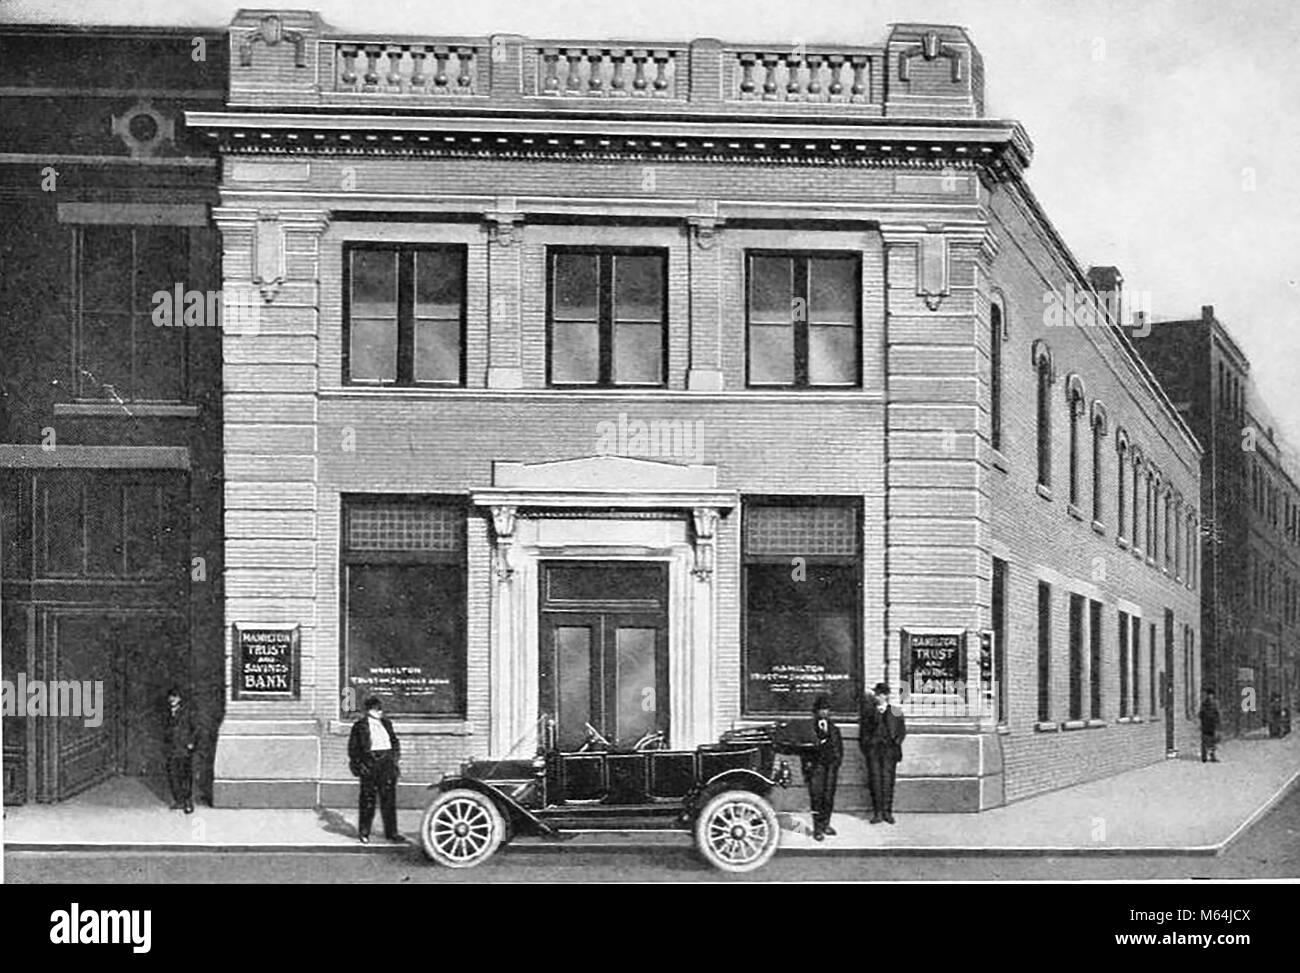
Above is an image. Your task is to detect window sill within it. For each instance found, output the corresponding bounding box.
[1061,719,1089,731]
[990,448,1009,473]
[996,723,1012,735]
[1116,536,1128,550]
[1067,503,1085,521]
[1036,483,1053,501]
[328,719,473,736]
[54,401,199,418]
[1116,716,1145,725]
[1086,718,1107,728]
[1132,546,1145,560]
[1091,520,1106,535]
[1033,721,1060,733]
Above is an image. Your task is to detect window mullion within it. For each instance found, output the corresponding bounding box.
[396,250,415,385]
[129,229,139,401]
[599,255,614,386]
[794,258,809,387]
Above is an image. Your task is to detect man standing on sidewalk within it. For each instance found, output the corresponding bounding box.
[1199,687,1221,763]
[802,695,843,842]
[163,686,197,813]
[859,682,906,824]
[348,695,404,843]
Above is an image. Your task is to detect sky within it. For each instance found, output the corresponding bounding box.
[5,0,1298,447]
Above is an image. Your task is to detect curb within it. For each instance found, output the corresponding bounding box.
[0,836,1225,857]
[9,764,1297,860]
[1214,764,1300,855]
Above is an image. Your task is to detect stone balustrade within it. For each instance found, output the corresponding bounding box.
[533,46,682,99]
[729,49,875,104]
[331,41,481,95]
[227,11,986,119]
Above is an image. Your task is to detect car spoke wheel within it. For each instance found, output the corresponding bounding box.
[694,790,780,873]
[420,789,505,868]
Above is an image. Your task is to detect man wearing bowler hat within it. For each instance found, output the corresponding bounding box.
[348,695,404,843]
[859,682,907,824]
[802,695,843,841]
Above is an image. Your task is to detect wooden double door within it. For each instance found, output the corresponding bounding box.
[539,561,669,752]
[6,609,188,801]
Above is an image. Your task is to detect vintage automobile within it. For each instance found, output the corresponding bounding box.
[419,722,794,872]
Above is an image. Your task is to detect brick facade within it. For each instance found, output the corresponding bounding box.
[203,10,1201,810]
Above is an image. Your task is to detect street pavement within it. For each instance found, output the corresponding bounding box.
[6,783,1299,882]
[4,732,1298,872]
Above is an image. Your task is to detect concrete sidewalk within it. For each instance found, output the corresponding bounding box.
[5,733,1298,857]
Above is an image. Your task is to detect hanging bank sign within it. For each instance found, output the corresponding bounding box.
[233,623,300,699]
[900,628,967,697]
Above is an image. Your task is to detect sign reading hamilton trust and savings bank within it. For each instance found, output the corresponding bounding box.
[901,628,968,697]
[233,624,300,700]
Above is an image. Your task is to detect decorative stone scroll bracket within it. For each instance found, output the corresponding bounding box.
[240,14,308,68]
[252,212,286,302]
[882,222,997,312]
[898,30,964,83]
[485,210,525,248]
[687,215,723,251]
[489,504,518,581]
[691,507,718,580]
[917,233,949,311]
[687,199,723,250]
[211,208,331,305]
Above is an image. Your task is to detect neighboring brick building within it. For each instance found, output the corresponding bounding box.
[1132,307,1300,736]
[0,24,227,803]
[195,9,1202,811]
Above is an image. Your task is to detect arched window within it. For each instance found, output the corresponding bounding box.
[1066,376,1085,506]
[1131,449,1144,552]
[990,300,1004,452]
[1115,429,1129,539]
[1173,496,1183,578]
[1149,468,1159,554]
[1033,342,1054,488]
[1091,403,1108,524]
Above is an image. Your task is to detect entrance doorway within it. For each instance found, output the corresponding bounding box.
[539,561,668,751]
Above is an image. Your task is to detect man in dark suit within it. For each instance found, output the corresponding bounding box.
[163,686,197,813]
[859,681,906,824]
[348,695,403,843]
[1199,688,1221,762]
[802,695,843,841]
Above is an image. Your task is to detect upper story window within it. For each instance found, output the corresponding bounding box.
[746,252,860,388]
[990,301,1004,451]
[548,248,666,387]
[1066,379,1085,506]
[74,224,190,402]
[1034,350,1053,488]
[1116,435,1128,539]
[345,244,466,386]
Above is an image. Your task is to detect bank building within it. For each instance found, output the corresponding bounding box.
[3,9,1205,813]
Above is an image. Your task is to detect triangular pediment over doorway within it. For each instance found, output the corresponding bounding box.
[492,455,718,492]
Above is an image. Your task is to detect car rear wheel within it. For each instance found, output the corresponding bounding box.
[694,790,780,873]
[420,789,506,868]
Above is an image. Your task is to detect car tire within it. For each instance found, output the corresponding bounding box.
[694,790,780,873]
[420,788,506,868]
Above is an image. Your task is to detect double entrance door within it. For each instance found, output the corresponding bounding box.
[539,561,669,752]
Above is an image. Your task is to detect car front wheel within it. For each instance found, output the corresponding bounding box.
[694,790,780,873]
[420,788,506,868]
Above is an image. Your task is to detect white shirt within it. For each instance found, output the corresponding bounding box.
[367,716,392,752]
